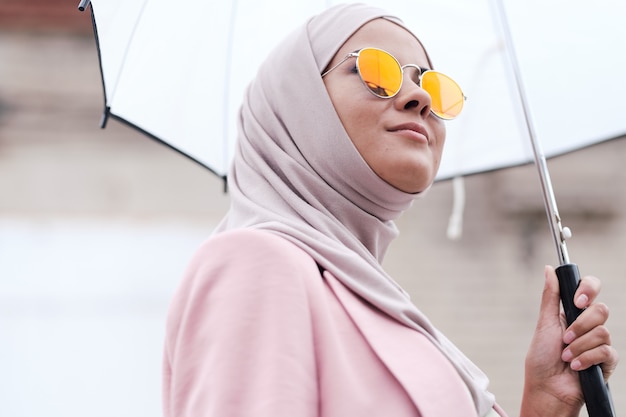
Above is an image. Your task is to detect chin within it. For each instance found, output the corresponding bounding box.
[396,167,436,193]
[393,177,432,194]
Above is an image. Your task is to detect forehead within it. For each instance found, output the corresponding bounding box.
[332,18,429,67]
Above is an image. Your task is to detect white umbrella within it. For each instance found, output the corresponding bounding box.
[78,0,626,180]
[78,0,623,414]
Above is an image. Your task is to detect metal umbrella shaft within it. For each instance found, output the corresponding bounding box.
[492,0,616,415]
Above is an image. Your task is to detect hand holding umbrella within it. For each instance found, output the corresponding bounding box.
[523,266,617,416]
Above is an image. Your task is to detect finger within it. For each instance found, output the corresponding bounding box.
[563,302,610,344]
[574,274,601,309]
[562,325,612,364]
[537,265,562,325]
[568,344,618,377]
[600,346,620,381]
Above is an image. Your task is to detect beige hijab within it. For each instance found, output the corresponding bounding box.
[216,3,495,415]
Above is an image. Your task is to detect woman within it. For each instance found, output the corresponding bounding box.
[163,4,617,416]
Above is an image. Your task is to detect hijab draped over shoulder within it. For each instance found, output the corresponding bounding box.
[215,3,496,415]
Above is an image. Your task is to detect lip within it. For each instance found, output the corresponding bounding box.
[387,122,430,144]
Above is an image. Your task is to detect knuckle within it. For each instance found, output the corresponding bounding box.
[598,344,614,362]
[597,325,611,341]
[585,274,601,287]
[595,302,610,319]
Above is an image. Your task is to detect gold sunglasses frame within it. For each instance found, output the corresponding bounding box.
[322,47,466,120]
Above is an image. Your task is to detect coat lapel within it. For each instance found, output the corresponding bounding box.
[323,270,478,417]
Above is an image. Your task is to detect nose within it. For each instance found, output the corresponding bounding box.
[396,65,432,118]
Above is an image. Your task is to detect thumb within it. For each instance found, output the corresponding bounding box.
[537,265,562,327]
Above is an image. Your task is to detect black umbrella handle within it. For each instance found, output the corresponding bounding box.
[556,263,616,417]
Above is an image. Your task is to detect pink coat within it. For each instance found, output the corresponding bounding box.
[163,229,506,416]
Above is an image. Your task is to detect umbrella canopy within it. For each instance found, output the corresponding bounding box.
[80,0,626,181]
[82,0,331,177]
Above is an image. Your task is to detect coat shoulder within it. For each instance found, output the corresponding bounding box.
[186,228,321,290]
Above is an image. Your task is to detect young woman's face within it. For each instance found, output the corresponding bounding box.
[323,19,446,194]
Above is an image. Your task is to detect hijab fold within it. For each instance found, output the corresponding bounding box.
[215,3,495,416]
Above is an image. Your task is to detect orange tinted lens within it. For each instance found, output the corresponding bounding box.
[357,48,402,97]
[421,71,464,119]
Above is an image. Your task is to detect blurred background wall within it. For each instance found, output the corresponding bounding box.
[0,1,624,416]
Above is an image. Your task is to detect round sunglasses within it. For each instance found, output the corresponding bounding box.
[322,47,466,120]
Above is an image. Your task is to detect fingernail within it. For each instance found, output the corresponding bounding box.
[562,349,573,362]
[571,360,582,371]
[563,331,576,344]
[576,294,589,308]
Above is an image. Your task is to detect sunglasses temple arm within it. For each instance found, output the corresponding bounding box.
[491,1,616,416]
[321,53,357,78]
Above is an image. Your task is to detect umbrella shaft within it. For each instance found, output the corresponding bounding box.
[491,0,570,265]
[495,4,616,415]
[533,154,570,265]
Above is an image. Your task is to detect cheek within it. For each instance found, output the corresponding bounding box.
[336,101,378,145]
[325,74,382,140]
[433,122,446,160]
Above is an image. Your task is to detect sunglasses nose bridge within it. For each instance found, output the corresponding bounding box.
[395,64,434,118]
[400,64,423,88]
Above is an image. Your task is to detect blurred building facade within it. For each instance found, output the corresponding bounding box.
[1,2,624,416]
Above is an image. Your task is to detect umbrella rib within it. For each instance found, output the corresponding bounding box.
[108,0,151,107]
[221,0,241,178]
